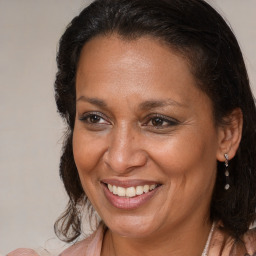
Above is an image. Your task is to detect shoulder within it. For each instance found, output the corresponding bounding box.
[7,248,39,256]
[6,224,105,256]
[241,227,256,254]
[60,223,105,256]
[209,224,256,256]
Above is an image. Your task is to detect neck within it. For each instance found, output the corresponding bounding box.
[102,218,213,256]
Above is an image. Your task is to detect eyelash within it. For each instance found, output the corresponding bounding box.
[143,114,179,129]
[78,112,179,129]
[79,112,110,126]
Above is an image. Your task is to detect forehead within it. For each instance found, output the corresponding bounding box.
[76,34,206,109]
[77,34,191,77]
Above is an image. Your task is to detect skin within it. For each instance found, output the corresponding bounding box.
[73,35,242,256]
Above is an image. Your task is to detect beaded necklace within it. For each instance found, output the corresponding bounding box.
[201,222,215,256]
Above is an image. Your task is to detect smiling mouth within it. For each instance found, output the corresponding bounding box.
[105,183,159,198]
[101,181,162,209]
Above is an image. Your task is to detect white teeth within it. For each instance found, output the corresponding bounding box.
[108,184,113,192]
[149,184,157,191]
[113,185,118,195]
[126,187,136,197]
[136,186,144,195]
[143,185,149,193]
[117,186,126,197]
[107,184,158,198]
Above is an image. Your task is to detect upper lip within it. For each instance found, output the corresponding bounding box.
[101,179,161,188]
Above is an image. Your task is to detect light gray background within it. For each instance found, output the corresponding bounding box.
[0,0,255,254]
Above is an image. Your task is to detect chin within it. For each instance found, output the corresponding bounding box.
[104,214,161,238]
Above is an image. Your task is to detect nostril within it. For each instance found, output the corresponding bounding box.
[102,135,148,174]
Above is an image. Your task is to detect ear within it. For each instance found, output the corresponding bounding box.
[216,108,243,162]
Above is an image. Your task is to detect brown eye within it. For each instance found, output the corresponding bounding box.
[144,114,179,129]
[89,114,101,123]
[151,117,164,126]
[79,112,110,125]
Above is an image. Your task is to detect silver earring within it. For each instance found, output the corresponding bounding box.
[224,153,230,190]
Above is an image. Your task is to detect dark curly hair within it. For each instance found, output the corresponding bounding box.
[54,0,256,242]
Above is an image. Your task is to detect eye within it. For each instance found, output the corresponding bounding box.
[144,114,179,129]
[79,112,110,125]
[87,114,104,124]
[151,117,166,127]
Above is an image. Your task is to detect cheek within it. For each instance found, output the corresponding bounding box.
[72,127,105,179]
[72,128,108,206]
[147,135,201,171]
[150,131,217,216]
[147,128,218,182]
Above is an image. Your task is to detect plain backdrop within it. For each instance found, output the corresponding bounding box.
[0,0,255,254]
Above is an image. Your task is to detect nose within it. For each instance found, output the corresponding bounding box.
[103,125,147,174]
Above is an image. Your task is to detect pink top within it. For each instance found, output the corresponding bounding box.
[7,223,256,256]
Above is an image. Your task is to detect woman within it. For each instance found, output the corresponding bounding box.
[8,0,256,255]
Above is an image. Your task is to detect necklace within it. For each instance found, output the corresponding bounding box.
[201,222,215,256]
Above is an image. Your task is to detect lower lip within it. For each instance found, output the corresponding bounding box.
[102,183,161,210]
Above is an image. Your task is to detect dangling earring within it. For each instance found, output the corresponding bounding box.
[224,153,230,190]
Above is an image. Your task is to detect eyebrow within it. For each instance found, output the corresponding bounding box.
[76,96,107,107]
[76,96,187,109]
[139,99,187,110]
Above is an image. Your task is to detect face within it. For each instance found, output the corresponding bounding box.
[73,35,221,238]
